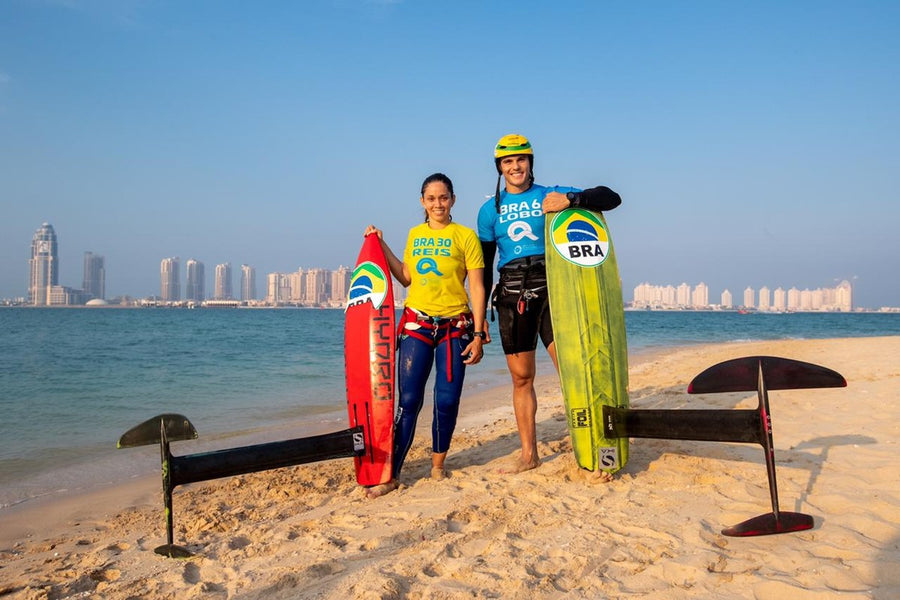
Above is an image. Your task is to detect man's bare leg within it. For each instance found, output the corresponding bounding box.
[546,341,559,372]
[500,351,541,473]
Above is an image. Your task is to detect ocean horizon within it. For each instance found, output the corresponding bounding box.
[1,307,899,510]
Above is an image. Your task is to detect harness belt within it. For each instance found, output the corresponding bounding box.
[495,257,548,317]
[398,307,472,382]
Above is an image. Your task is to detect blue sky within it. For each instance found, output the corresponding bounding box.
[1,0,898,308]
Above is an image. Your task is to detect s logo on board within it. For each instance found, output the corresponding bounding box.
[599,447,619,469]
[347,261,388,311]
[549,209,610,267]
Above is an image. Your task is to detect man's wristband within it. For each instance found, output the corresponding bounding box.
[472,331,486,339]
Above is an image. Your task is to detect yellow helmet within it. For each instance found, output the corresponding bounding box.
[494,134,533,159]
[492,134,535,212]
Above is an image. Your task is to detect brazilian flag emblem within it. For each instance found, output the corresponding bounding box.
[347,262,388,310]
[549,209,610,268]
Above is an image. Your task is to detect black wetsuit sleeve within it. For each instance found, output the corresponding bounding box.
[480,240,497,314]
[569,186,622,212]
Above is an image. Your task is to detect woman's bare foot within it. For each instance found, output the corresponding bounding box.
[430,466,449,480]
[365,479,399,499]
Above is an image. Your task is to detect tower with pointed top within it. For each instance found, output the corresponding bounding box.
[28,223,59,305]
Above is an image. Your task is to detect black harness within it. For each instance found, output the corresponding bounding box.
[492,256,548,318]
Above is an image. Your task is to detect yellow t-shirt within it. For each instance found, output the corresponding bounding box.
[403,222,484,317]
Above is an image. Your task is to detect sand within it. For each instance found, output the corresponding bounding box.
[1,337,897,599]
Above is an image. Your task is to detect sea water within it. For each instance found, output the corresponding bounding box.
[1,307,898,508]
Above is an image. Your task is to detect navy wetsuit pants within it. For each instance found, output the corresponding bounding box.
[391,326,466,477]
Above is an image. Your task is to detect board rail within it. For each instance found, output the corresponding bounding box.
[344,232,396,486]
[118,414,365,557]
[603,355,846,537]
[546,208,629,473]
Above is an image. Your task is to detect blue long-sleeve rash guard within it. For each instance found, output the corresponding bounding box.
[476,184,578,269]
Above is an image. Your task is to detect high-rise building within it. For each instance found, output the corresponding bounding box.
[83,252,105,300]
[185,259,205,302]
[632,282,652,307]
[835,280,853,311]
[266,272,291,304]
[289,269,306,304]
[240,264,256,301]
[304,268,330,305]
[691,282,709,308]
[215,263,233,300]
[773,288,786,311]
[160,257,180,302]
[28,223,59,305]
[331,266,352,304]
[787,287,801,310]
[661,285,676,306]
[721,289,733,308]
[676,283,691,307]
[743,287,755,309]
[758,286,771,312]
[800,289,814,311]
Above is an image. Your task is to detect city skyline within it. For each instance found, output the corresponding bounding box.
[633,280,853,312]
[6,206,890,308]
[1,4,898,310]
[26,222,106,306]
[12,220,876,311]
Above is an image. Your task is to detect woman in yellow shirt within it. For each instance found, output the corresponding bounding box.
[364,173,486,499]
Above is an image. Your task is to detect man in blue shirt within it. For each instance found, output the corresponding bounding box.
[477,134,622,474]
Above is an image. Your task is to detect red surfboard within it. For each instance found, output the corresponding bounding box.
[344,234,396,486]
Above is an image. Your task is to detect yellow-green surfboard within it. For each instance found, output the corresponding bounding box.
[546,208,629,473]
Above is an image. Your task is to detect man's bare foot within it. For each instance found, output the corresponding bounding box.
[590,469,614,483]
[498,457,540,474]
[430,467,449,480]
[365,480,399,499]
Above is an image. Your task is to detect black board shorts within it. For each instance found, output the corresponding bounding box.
[494,258,554,354]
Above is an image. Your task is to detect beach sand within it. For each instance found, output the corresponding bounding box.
[1,337,897,599]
